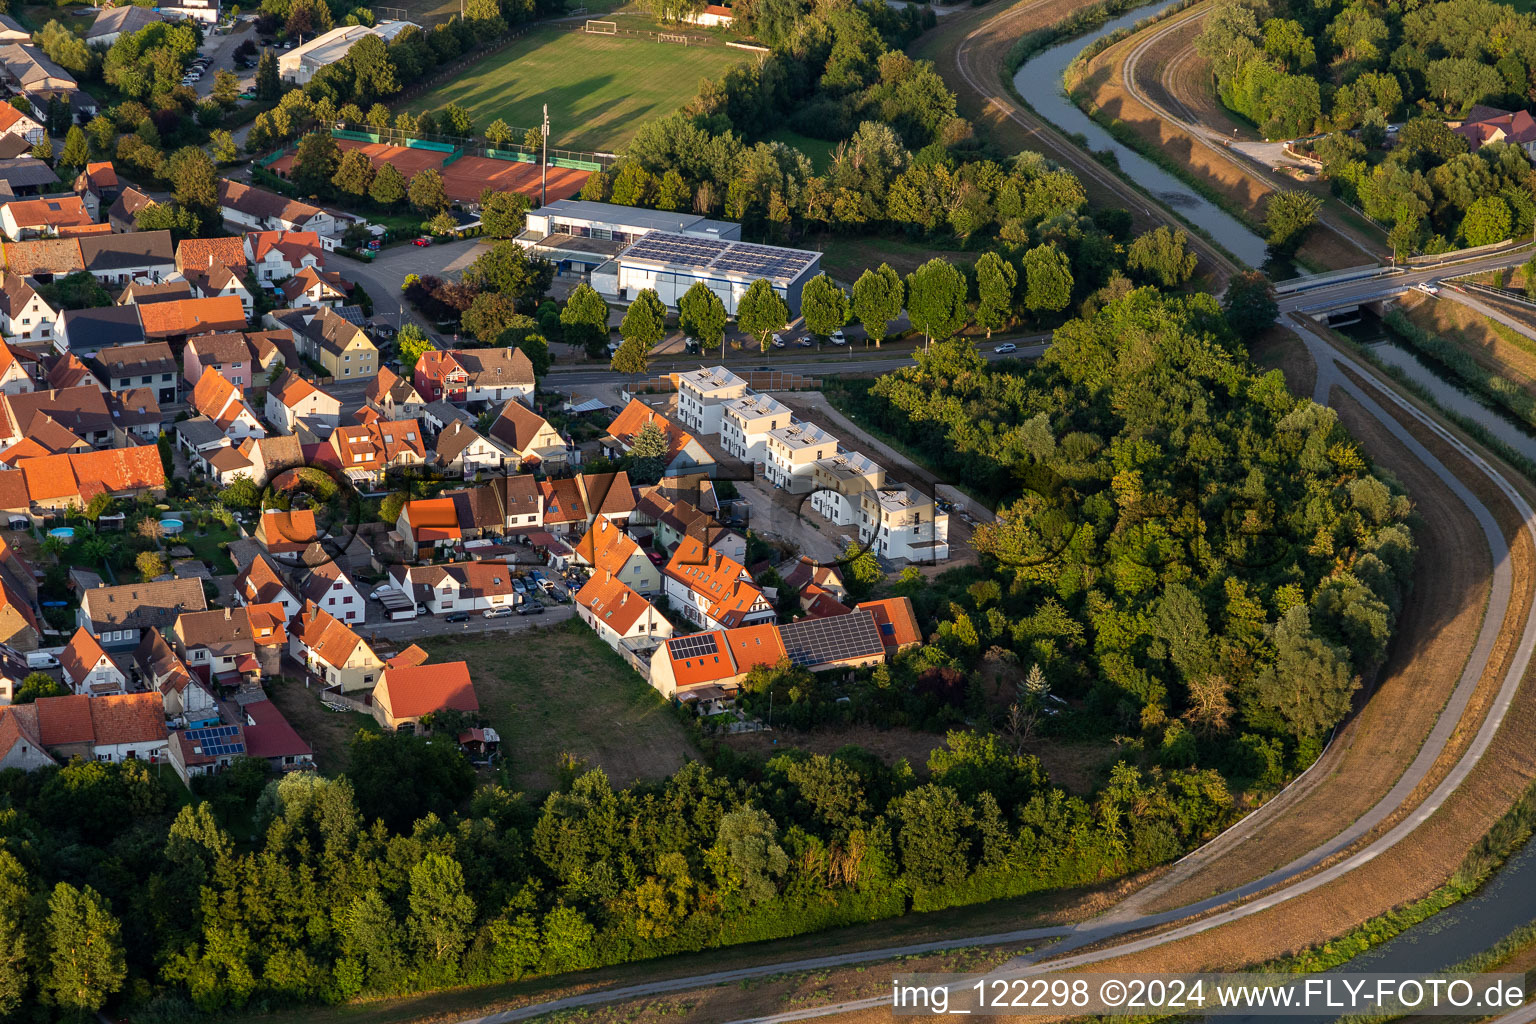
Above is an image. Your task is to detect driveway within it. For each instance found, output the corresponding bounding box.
[364,604,574,644]
[341,237,492,343]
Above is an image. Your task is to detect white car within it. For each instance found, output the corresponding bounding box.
[482,606,514,619]
[771,333,786,348]
[369,585,396,600]
[1417,282,1440,295]
[995,343,1018,354]
[829,329,847,345]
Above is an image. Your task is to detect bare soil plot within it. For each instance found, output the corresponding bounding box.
[421,618,698,793]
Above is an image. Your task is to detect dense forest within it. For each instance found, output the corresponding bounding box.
[1198,0,1536,251]
[838,288,1417,781]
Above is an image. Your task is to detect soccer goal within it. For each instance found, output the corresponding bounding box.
[659,32,688,44]
[585,19,617,33]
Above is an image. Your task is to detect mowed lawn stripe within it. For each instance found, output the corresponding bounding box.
[407,26,746,152]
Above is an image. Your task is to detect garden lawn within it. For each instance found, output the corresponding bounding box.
[421,618,697,793]
[263,674,380,775]
[763,127,838,173]
[405,26,747,152]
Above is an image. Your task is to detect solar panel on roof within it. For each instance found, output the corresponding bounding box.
[668,632,719,661]
[778,610,885,668]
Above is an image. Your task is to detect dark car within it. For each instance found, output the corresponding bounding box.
[517,604,545,616]
[444,611,471,623]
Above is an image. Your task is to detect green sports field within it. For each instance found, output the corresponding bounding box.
[407,25,748,152]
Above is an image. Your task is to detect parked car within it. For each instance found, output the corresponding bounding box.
[412,236,433,246]
[512,578,527,595]
[444,611,471,623]
[482,606,514,618]
[771,333,786,349]
[796,336,813,347]
[369,585,396,600]
[994,342,1018,354]
[517,603,545,616]
[829,329,847,345]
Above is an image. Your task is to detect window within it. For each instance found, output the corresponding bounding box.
[140,375,150,384]
[20,318,28,325]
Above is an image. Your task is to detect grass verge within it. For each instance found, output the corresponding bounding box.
[418,617,697,793]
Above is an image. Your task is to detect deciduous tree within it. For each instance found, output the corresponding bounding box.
[43,883,125,1018]
[1021,243,1072,313]
[560,283,611,358]
[852,263,904,347]
[973,252,1017,338]
[801,273,850,341]
[619,288,667,350]
[678,281,727,352]
[905,258,967,347]
[737,278,789,353]
[408,168,448,213]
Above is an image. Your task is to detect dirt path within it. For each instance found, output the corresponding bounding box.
[1403,292,1536,389]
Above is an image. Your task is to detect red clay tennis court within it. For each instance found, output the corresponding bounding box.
[268,138,591,205]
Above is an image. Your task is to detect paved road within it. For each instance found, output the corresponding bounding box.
[1278,248,1536,314]
[366,603,573,643]
[341,236,491,344]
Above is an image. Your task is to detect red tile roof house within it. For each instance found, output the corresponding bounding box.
[254,508,318,555]
[288,601,383,693]
[134,626,216,719]
[1450,105,1536,157]
[170,603,287,688]
[190,366,265,442]
[264,368,341,436]
[17,445,167,519]
[0,706,55,771]
[279,265,351,307]
[137,295,247,343]
[243,227,326,282]
[414,349,468,404]
[371,660,476,732]
[576,571,674,652]
[32,691,168,764]
[327,418,426,487]
[59,625,127,696]
[235,552,302,620]
[0,194,95,240]
[241,698,313,771]
[662,535,775,631]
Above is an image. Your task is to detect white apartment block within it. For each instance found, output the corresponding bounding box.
[675,365,748,436]
[859,484,950,562]
[809,450,885,526]
[765,420,838,494]
[721,393,790,467]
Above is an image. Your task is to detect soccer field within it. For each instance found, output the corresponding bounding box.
[407,26,748,152]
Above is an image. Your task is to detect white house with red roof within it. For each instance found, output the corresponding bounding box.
[265,368,342,436]
[245,229,325,282]
[576,572,674,652]
[0,102,44,145]
[372,660,477,731]
[662,535,774,631]
[191,366,265,442]
[59,625,127,696]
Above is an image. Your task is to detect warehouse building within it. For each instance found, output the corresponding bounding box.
[592,231,821,317]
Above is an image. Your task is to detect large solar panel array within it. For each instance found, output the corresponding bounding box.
[620,231,819,283]
[668,632,720,661]
[779,609,885,668]
[184,724,245,758]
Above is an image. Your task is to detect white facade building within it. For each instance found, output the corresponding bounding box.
[859,484,950,562]
[721,393,790,468]
[675,365,748,436]
[809,451,885,526]
[764,420,837,493]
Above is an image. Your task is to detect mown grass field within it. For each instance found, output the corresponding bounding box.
[423,618,697,793]
[406,25,747,151]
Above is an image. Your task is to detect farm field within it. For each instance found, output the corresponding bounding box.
[422,618,697,793]
[406,25,748,152]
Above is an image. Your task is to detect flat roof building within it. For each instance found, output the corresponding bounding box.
[594,230,821,317]
[517,199,740,275]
